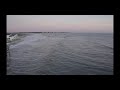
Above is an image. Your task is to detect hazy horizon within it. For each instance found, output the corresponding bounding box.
[7,15,113,33]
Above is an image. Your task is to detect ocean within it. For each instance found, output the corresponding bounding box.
[7,32,113,75]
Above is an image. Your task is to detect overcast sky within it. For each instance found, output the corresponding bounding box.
[7,15,113,33]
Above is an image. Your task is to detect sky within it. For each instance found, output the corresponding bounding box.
[7,15,113,33]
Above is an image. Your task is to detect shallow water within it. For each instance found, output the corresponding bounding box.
[7,33,113,75]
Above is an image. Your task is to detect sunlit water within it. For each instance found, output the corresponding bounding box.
[7,33,113,75]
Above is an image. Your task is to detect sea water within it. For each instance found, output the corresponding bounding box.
[7,33,113,75]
